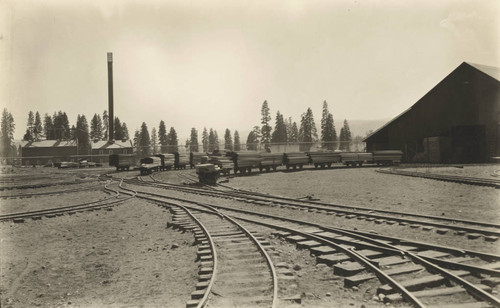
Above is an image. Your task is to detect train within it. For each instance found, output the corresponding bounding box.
[110,150,402,176]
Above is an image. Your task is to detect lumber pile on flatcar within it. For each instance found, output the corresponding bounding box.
[308,151,341,168]
[259,153,283,171]
[190,152,208,168]
[340,152,373,167]
[283,152,309,170]
[232,151,261,174]
[208,156,234,175]
[174,153,189,169]
[372,150,403,165]
[109,154,136,171]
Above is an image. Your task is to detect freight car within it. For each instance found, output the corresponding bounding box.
[259,153,283,172]
[308,151,341,168]
[371,150,403,166]
[154,153,174,171]
[283,152,309,170]
[109,154,136,171]
[340,152,374,167]
[175,153,189,170]
[190,152,208,168]
[139,156,162,175]
[231,152,261,174]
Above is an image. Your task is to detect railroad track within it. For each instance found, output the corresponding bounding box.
[377,168,500,188]
[0,183,105,199]
[118,182,281,308]
[0,180,134,222]
[119,181,500,307]
[131,176,500,241]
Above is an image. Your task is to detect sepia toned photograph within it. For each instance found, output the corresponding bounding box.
[1,0,499,307]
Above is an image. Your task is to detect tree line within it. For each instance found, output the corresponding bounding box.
[1,100,356,160]
[245,100,352,152]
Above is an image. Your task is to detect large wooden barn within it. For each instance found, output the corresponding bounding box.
[364,62,500,163]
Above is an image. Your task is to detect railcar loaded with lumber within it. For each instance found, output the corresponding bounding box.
[231,152,261,174]
[283,152,309,170]
[308,151,341,168]
[208,156,234,175]
[259,153,284,171]
[340,152,374,167]
[371,150,403,165]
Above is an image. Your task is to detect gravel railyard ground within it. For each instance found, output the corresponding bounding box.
[1,164,499,307]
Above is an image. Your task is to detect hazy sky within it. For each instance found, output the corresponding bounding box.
[1,0,499,140]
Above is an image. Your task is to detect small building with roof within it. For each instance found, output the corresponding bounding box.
[21,140,78,166]
[364,62,500,163]
[91,140,133,164]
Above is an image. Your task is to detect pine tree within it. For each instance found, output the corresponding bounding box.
[321,101,337,150]
[133,129,140,148]
[190,128,199,152]
[167,127,178,153]
[233,130,241,151]
[208,128,216,152]
[202,127,209,152]
[0,109,15,157]
[224,129,233,151]
[158,120,168,153]
[298,108,317,151]
[102,110,109,140]
[246,130,258,151]
[114,117,124,140]
[122,123,129,140]
[290,122,299,143]
[271,111,287,144]
[27,111,34,137]
[214,130,220,150]
[339,119,352,151]
[33,112,42,140]
[139,122,150,156]
[90,114,103,141]
[23,129,33,142]
[260,100,272,146]
[44,114,55,140]
[75,114,90,155]
[151,127,158,154]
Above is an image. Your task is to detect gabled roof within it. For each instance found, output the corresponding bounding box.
[92,140,133,150]
[364,61,500,142]
[23,140,77,148]
[468,62,500,81]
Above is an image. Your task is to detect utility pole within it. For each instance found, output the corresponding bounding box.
[107,52,114,142]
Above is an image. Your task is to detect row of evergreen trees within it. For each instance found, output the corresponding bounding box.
[249,100,352,151]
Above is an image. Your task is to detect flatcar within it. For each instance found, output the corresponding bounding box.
[109,154,136,171]
[139,156,162,175]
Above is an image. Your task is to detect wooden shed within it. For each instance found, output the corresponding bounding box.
[364,62,500,163]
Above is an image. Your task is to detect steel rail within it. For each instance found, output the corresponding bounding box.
[0,183,105,199]
[146,174,500,230]
[123,183,500,263]
[121,183,500,306]
[120,183,278,308]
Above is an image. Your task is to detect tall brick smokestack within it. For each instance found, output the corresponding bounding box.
[107,52,114,141]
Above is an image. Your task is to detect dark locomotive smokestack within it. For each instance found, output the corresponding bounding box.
[107,52,114,142]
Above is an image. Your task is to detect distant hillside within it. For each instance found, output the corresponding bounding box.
[344,119,390,138]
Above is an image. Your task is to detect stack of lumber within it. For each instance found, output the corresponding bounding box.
[260,153,284,167]
[175,153,190,168]
[233,152,261,168]
[283,152,309,165]
[308,151,341,164]
[163,153,175,168]
[190,152,208,167]
[372,150,403,163]
[340,152,373,162]
[209,156,234,171]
